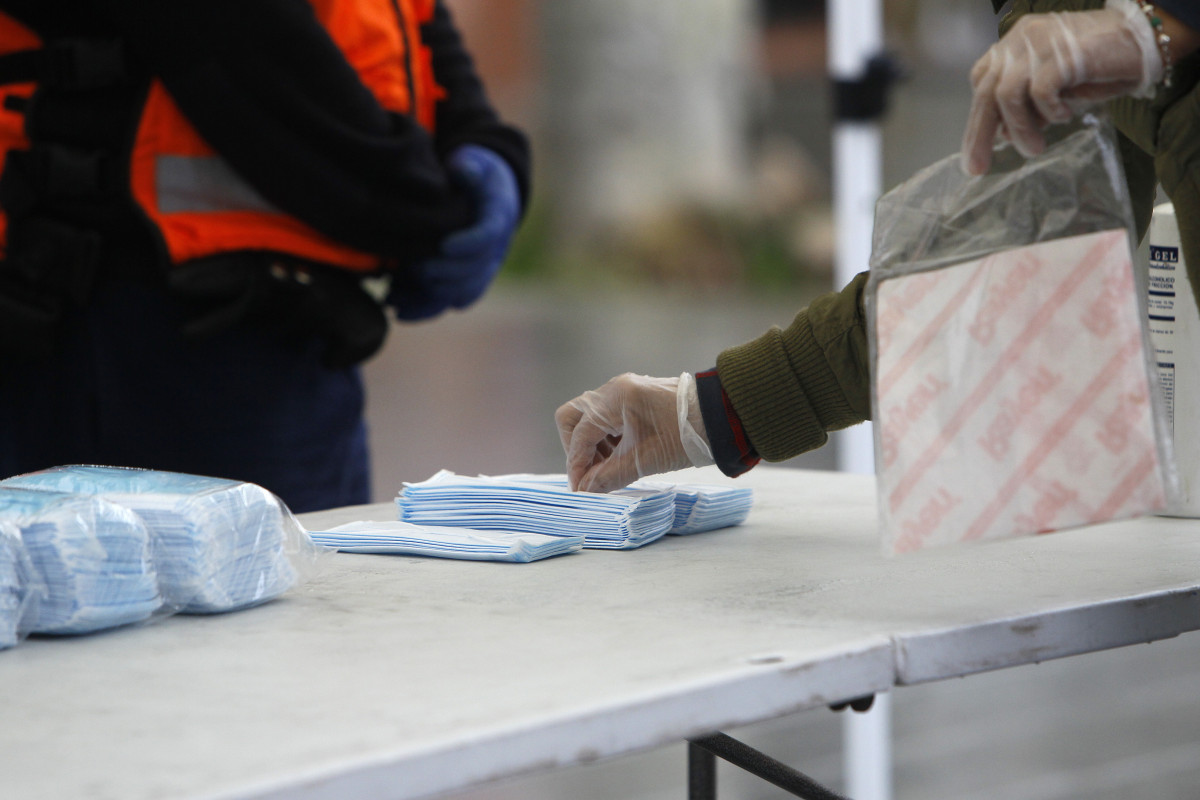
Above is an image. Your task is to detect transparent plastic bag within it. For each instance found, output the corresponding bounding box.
[2,466,320,614]
[0,488,163,634]
[0,519,42,648]
[866,114,1175,553]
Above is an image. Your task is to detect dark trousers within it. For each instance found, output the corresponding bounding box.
[0,280,371,513]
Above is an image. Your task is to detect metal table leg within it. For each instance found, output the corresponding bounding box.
[688,740,717,800]
[686,732,851,800]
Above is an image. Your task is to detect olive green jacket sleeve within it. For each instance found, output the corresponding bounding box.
[714,272,871,462]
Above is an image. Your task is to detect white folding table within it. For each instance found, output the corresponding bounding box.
[2,466,1197,800]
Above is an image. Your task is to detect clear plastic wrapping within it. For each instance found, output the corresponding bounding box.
[0,488,162,635]
[2,466,317,614]
[0,520,41,649]
[866,115,1176,553]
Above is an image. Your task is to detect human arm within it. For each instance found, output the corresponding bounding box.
[422,2,531,208]
[962,0,1200,175]
[387,143,520,319]
[555,273,871,492]
[713,272,871,461]
[1156,0,1200,35]
[386,2,529,319]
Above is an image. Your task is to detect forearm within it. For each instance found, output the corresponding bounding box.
[711,272,872,463]
[424,2,532,212]
[1156,2,1200,56]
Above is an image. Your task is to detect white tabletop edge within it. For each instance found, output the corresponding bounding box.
[213,639,894,800]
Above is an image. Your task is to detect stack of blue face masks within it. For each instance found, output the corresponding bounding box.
[308,520,583,562]
[0,488,162,635]
[396,471,676,550]
[3,466,302,614]
[0,520,36,649]
[467,474,755,535]
[631,481,754,534]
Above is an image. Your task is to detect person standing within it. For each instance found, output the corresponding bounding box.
[0,0,530,511]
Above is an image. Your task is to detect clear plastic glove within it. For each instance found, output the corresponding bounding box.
[389,145,521,320]
[556,372,715,493]
[962,0,1161,175]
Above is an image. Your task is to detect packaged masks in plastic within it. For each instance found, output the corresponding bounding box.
[2,465,317,614]
[867,114,1175,553]
[0,487,162,635]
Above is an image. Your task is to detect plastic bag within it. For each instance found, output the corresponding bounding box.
[0,519,42,648]
[866,114,1175,553]
[0,488,163,635]
[2,466,319,614]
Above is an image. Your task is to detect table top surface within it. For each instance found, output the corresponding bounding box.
[2,466,1198,800]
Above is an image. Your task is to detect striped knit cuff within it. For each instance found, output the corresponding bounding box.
[696,368,760,477]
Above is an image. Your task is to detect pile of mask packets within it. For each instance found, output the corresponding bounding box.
[0,465,312,650]
[0,522,30,648]
[315,470,750,561]
[631,480,755,535]
[0,489,160,638]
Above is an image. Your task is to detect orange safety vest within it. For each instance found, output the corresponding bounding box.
[0,0,446,273]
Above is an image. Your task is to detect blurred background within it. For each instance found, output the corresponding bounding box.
[361,1,1200,798]
[365,0,1000,495]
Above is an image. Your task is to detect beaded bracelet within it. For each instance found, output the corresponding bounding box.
[1139,1,1175,89]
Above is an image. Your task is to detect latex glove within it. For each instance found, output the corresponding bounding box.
[389,144,520,320]
[555,372,715,493]
[962,0,1161,175]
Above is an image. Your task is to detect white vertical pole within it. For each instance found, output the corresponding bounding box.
[827,0,893,798]
[830,123,881,476]
[829,0,882,478]
[842,693,892,800]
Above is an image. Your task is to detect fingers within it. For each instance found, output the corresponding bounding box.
[562,416,616,490]
[994,57,1049,159]
[964,44,1051,172]
[556,379,637,491]
[1027,17,1077,126]
[961,14,1076,174]
[554,400,584,453]
[575,442,642,494]
[441,204,512,258]
[556,395,621,490]
[962,52,1004,175]
[555,374,689,492]
[443,147,520,259]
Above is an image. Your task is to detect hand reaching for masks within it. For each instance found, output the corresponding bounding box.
[961,1,1162,175]
[555,372,715,493]
[389,145,520,320]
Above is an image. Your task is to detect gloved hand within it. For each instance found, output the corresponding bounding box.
[555,372,715,493]
[961,0,1162,175]
[389,144,520,321]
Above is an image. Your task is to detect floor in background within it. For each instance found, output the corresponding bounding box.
[361,285,1200,800]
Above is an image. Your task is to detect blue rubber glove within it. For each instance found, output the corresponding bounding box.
[389,145,520,321]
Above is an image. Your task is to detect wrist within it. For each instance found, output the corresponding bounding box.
[677,372,715,467]
[1108,0,1168,92]
[695,369,761,477]
[1116,0,1200,90]
[1159,7,1200,62]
